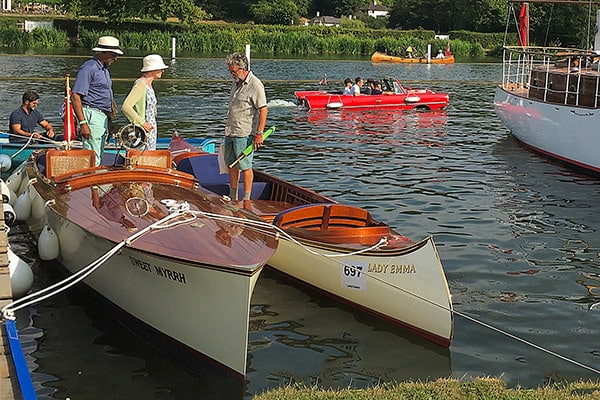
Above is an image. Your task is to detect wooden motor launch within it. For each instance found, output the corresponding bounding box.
[4,75,279,380]
[169,133,454,347]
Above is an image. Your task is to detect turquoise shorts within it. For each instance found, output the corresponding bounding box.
[224,135,254,170]
[81,106,108,166]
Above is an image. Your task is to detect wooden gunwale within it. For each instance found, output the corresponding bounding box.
[47,166,199,193]
[273,204,391,245]
[27,155,277,269]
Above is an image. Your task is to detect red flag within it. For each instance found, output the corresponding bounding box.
[518,3,529,46]
[63,74,76,143]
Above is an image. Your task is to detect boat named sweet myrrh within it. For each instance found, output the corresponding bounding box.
[169,133,454,347]
[295,77,449,111]
[494,0,600,174]
[13,145,278,380]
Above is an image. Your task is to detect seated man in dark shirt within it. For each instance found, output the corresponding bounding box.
[9,90,55,143]
[363,78,375,95]
[371,81,384,95]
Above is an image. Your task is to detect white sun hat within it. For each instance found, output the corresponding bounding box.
[92,36,123,55]
[140,54,169,72]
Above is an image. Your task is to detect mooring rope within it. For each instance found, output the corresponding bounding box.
[1,209,192,320]
[2,131,87,159]
[5,197,599,378]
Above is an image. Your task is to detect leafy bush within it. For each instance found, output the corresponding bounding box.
[0,27,68,48]
[30,27,69,48]
[0,16,502,57]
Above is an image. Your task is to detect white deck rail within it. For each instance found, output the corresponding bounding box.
[501,46,600,108]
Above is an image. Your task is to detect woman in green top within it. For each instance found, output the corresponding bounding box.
[121,54,168,149]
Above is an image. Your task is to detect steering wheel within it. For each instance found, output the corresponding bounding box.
[116,124,147,149]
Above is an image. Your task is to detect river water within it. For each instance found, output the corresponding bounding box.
[2,53,600,399]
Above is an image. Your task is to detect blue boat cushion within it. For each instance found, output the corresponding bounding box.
[37,153,46,176]
[101,152,126,166]
[176,153,271,200]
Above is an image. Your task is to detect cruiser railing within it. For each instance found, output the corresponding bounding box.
[501,46,600,108]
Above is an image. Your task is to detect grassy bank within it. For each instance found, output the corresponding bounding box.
[253,378,600,399]
[0,14,504,57]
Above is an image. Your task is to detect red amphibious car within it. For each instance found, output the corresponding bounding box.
[295,77,449,111]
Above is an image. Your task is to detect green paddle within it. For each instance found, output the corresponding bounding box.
[228,125,275,168]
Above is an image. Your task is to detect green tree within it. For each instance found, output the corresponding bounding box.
[294,0,312,17]
[249,0,299,25]
[64,0,83,18]
[528,2,594,48]
[389,0,453,32]
[143,0,211,24]
[454,0,505,32]
[96,0,130,24]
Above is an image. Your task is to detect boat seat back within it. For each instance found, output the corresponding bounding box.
[175,153,271,200]
[273,203,370,230]
[45,149,95,179]
[127,149,172,169]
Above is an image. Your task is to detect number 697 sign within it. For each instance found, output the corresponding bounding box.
[340,262,366,290]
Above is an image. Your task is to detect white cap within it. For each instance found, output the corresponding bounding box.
[140,54,169,72]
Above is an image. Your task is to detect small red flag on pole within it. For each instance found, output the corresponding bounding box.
[518,3,529,47]
[63,74,76,144]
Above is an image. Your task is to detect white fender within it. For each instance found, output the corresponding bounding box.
[3,203,16,226]
[17,173,29,196]
[0,154,12,173]
[1,179,15,205]
[58,221,83,257]
[38,224,60,261]
[5,168,23,194]
[8,247,33,298]
[13,190,32,221]
[29,189,46,229]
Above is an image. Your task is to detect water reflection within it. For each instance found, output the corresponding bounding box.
[299,108,448,147]
[4,55,600,397]
[246,271,450,396]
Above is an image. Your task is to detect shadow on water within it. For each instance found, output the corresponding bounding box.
[18,254,244,399]
[246,269,451,397]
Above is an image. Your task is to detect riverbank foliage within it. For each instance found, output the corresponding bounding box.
[253,378,600,400]
[0,15,500,57]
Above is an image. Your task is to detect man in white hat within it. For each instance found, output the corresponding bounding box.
[71,35,123,165]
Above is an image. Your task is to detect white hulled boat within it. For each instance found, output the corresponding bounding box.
[494,0,600,173]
